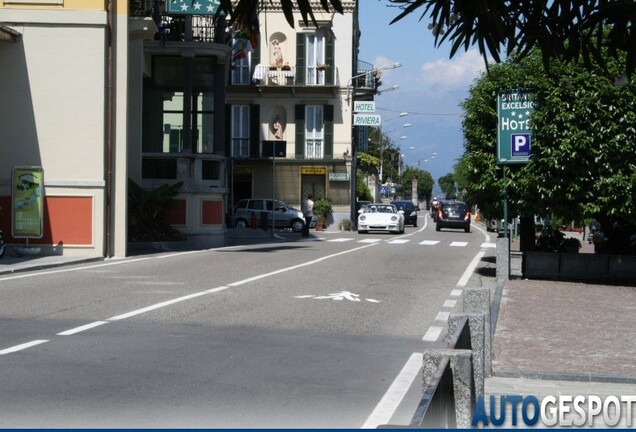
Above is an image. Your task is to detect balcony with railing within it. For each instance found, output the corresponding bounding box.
[130,0,222,43]
[231,64,339,88]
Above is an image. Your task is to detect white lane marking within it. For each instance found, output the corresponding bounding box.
[0,340,49,355]
[387,239,409,244]
[456,251,486,287]
[450,289,463,297]
[108,289,224,321]
[57,321,108,336]
[358,238,382,243]
[361,352,423,429]
[422,326,443,342]
[227,244,376,287]
[443,300,457,308]
[450,241,468,247]
[419,240,439,246]
[435,311,450,321]
[481,242,497,248]
[327,238,354,242]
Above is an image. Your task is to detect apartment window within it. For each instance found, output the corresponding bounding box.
[231,49,251,85]
[305,105,323,159]
[231,105,250,158]
[305,33,325,85]
[143,56,216,154]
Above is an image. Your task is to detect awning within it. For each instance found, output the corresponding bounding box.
[0,24,21,43]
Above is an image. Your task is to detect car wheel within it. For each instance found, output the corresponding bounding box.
[290,218,304,233]
[413,220,418,227]
[358,230,367,234]
[436,224,441,232]
[235,218,249,229]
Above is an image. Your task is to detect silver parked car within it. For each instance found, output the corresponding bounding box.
[232,198,306,232]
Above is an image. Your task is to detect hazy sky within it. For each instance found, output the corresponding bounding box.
[358,0,489,185]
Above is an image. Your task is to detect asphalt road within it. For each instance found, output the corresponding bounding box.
[0,215,497,428]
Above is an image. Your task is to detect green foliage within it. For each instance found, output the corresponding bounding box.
[387,0,636,76]
[400,167,434,201]
[438,173,457,199]
[313,198,333,224]
[459,47,636,224]
[128,179,185,242]
[356,171,373,202]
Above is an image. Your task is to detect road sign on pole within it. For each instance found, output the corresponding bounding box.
[497,89,535,165]
[353,114,382,126]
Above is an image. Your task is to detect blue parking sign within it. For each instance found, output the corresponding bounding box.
[497,89,535,164]
[511,134,530,156]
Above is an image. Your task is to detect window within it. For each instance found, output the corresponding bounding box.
[142,55,216,154]
[305,105,323,159]
[305,33,325,85]
[231,105,250,158]
[231,49,251,85]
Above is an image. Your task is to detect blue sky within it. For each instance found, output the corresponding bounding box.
[358,1,489,186]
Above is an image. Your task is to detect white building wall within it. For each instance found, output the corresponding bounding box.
[0,9,108,256]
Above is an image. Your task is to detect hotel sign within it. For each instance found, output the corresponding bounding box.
[167,0,221,15]
[301,167,326,175]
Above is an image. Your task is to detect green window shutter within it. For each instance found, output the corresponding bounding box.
[295,104,305,159]
[250,104,260,158]
[296,33,306,84]
[325,36,334,85]
[225,104,232,155]
[324,104,334,159]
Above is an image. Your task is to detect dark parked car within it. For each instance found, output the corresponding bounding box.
[436,200,471,233]
[391,200,418,227]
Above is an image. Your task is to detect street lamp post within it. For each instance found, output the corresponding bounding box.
[348,62,402,229]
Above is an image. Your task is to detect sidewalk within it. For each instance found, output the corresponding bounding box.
[485,261,636,427]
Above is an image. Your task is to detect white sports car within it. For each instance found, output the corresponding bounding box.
[357,203,405,234]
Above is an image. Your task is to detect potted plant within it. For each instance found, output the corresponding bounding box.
[281,63,291,71]
[316,63,329,71]
[562,237,582,253]
[312,198,332,231]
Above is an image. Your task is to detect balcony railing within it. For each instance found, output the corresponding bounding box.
[130,0,222,43]
[231,65,338,87]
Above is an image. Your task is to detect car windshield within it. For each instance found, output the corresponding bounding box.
[367,205,395,213]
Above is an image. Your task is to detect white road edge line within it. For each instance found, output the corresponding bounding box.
[361,352,423,429]
[456,251,486,288]
[57,321,109,336]
[0,340,49,355]
[422,326,443,342]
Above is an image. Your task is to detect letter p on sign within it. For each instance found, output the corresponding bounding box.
[511,134,530,157]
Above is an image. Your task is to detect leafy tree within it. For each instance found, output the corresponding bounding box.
[386,0,636,76]
[400,166,434,202]
[219,0,343,29]
[438,173,457,198]
[459,48,636,232]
